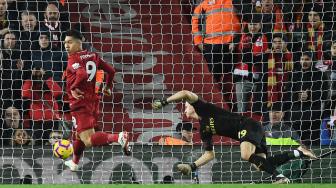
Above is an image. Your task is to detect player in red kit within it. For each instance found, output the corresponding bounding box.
[63,30,131,171]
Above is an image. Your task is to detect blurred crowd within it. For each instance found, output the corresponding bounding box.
[192,0,336,146]
[0,0,72,147]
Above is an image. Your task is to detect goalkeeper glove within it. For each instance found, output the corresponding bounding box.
[177,163,197,175]
[152,99,169,110]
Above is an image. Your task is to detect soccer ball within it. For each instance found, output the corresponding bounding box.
[53,140,73,160]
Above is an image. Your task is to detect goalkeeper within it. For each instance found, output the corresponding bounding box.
[152,90,317,184]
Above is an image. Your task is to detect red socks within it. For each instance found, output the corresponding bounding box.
[72,139,86,164]
[90,132,118,147]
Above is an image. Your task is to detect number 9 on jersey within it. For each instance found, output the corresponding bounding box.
[86,61,97,81]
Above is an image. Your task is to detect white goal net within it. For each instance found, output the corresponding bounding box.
[0,0,335,184]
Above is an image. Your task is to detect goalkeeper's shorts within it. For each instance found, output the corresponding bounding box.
[239,118,268,155]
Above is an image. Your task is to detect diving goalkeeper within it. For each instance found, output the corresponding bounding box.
[152,90,317,184]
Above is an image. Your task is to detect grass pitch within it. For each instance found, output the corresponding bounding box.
[0,184,335,188]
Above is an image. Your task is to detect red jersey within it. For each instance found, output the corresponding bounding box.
[65,50,115,112]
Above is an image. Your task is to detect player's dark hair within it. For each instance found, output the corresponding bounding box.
[64,29,83,40]
[272,33,288,42]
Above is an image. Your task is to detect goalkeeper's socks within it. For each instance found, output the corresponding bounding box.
[288,150,303,158]
[266,153,291,167]
[294,150,303,157]
[90,132,119,147]
[266,150,303,168]
[248,154,279,175]
[73,139,86,164]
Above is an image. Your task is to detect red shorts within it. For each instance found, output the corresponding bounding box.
[71,111,98,134]
[70,101,100,134]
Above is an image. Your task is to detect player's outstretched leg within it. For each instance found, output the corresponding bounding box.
[241,142,290,184]
[65,131,131,171]
[90,131,131,156]
[266,147,317,168]
[248,153,290,184]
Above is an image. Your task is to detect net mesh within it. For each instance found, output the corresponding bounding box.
[0,0,336,184]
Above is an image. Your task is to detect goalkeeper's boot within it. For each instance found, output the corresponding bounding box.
[297,146,318,160]
[64,160,79,171]
[118,131,131,156]
[273,175,290,184]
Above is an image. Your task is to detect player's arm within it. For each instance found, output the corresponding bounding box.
[71,67,88,91]
[195,150,215,167]
[177,133,215,175]
[70,62,87,99]
[97,56,116,95]
[177,150,215,175]
[152,90,198,110]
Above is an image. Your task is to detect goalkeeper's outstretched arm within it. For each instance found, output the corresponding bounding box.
[177,150,215,175]
[152,90,198,109]
[152,90,217,174]
[194,150,215,167]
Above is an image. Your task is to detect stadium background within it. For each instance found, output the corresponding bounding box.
[68,0,233,144]
[1,0,336,185]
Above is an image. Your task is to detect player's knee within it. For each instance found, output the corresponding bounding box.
[241,151,252,161]
[81,138,92,147]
